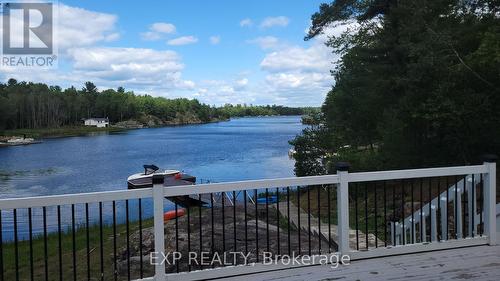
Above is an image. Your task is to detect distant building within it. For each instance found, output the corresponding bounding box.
[83,118,109,128]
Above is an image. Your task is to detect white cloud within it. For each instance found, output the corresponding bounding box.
[260,16,289,28]
[151,22,176,34]
[240,18,253,27]
[260,45,333,73]
[65,47,196,91]
[141,31,161,41]
[167,36,198,46]
[141,22,176,41]
[234,78,249,90]
[236,78,248,87]
[249,24,345,106]
[247,36,281,49]
[209,35,221,45]
[57,4,119,51]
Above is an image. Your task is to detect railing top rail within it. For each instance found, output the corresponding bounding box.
[0,187,152,210]
[348,164,487,183]
[162,174,340,197]
[0,164,488,210]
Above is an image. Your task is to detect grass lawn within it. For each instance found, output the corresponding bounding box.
[1,218,154,281]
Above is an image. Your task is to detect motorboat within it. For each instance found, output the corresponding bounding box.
[127,164,196,189]
[127,164,205,208]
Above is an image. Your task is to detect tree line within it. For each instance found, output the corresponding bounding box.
[292,0,500,175]
[0,79,309,131]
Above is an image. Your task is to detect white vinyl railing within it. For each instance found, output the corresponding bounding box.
[145,161,495,280]
[0,160,496,281]
[394,174,482,245]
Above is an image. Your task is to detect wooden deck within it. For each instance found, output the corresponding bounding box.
[215,245,500,281]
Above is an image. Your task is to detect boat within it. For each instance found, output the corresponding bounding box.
[127,164,206,208]
[127,164,196,189]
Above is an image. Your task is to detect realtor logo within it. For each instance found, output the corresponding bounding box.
[1,1,57,67]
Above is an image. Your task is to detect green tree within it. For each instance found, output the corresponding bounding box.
[292,0,500,174]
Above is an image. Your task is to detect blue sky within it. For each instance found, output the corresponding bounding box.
[1,0,339,106]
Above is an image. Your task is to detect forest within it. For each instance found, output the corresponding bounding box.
[0,79,308,131]
[291,0,500,175]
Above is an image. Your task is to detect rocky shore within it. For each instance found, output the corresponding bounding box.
[0,135,41,146]
[114,114,228,129]
[117,205,327,276]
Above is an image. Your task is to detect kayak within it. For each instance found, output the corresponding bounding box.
[164,209,186,221]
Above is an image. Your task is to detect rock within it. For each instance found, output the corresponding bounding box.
[113,120,144,129]
[117,205,325,273]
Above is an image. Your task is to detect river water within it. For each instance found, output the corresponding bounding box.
[0,116,304,240]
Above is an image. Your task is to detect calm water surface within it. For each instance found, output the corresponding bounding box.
[0,116,304,240]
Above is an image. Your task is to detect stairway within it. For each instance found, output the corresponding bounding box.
[274,201,383,251]
[393,174,483,244]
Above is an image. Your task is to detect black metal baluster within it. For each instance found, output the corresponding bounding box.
[199,194,203,267]
[420,178,423,242]
[392,183,396,246]
[374,183,378,248]
[401,180,405,245]
[72,205,77,281]
[276,188,281,256]
[113,201,117,281]
[265,188,270,253]
[471,174,475,236]
[221,193,225,257]
[85,203,90,281]
[365,183,369,250]
[479,174,483,236]
[210,194,214,265]
[446,177,449,240]
[99,202,104,281]
[437,179,441,240]
[126,200,130,279]
[175,203,179,273]
[233,191,237,261]
[327,185,331,252]
[287,187,291,255]
[244,190,248,255]
[429,178,432,242]
[14,209,19,281]
[297,186,301,256]
[317,186,321,254]
[58,206,62,281]
[307,186,311,256]
[383,181,387,247]
[139,199,143,278]
[29,208,34,281]
[463,176,467,238]
[0,211,3,281]
[188,204,192,272]
[454,176,458,239]
[43,207,49,280]
[254,190,259,262]
[0,210,3,281]
[411,180,414,244]
[355,183,359,250]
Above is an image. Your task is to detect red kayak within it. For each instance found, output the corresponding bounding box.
[164,209,186,221]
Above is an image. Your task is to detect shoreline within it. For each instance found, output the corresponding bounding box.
[0,115,302,146]
[0,118,231,146]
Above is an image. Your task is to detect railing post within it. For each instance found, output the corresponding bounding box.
[336,162,350,254]
[153,175,166,281]
[483,154,497,245]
